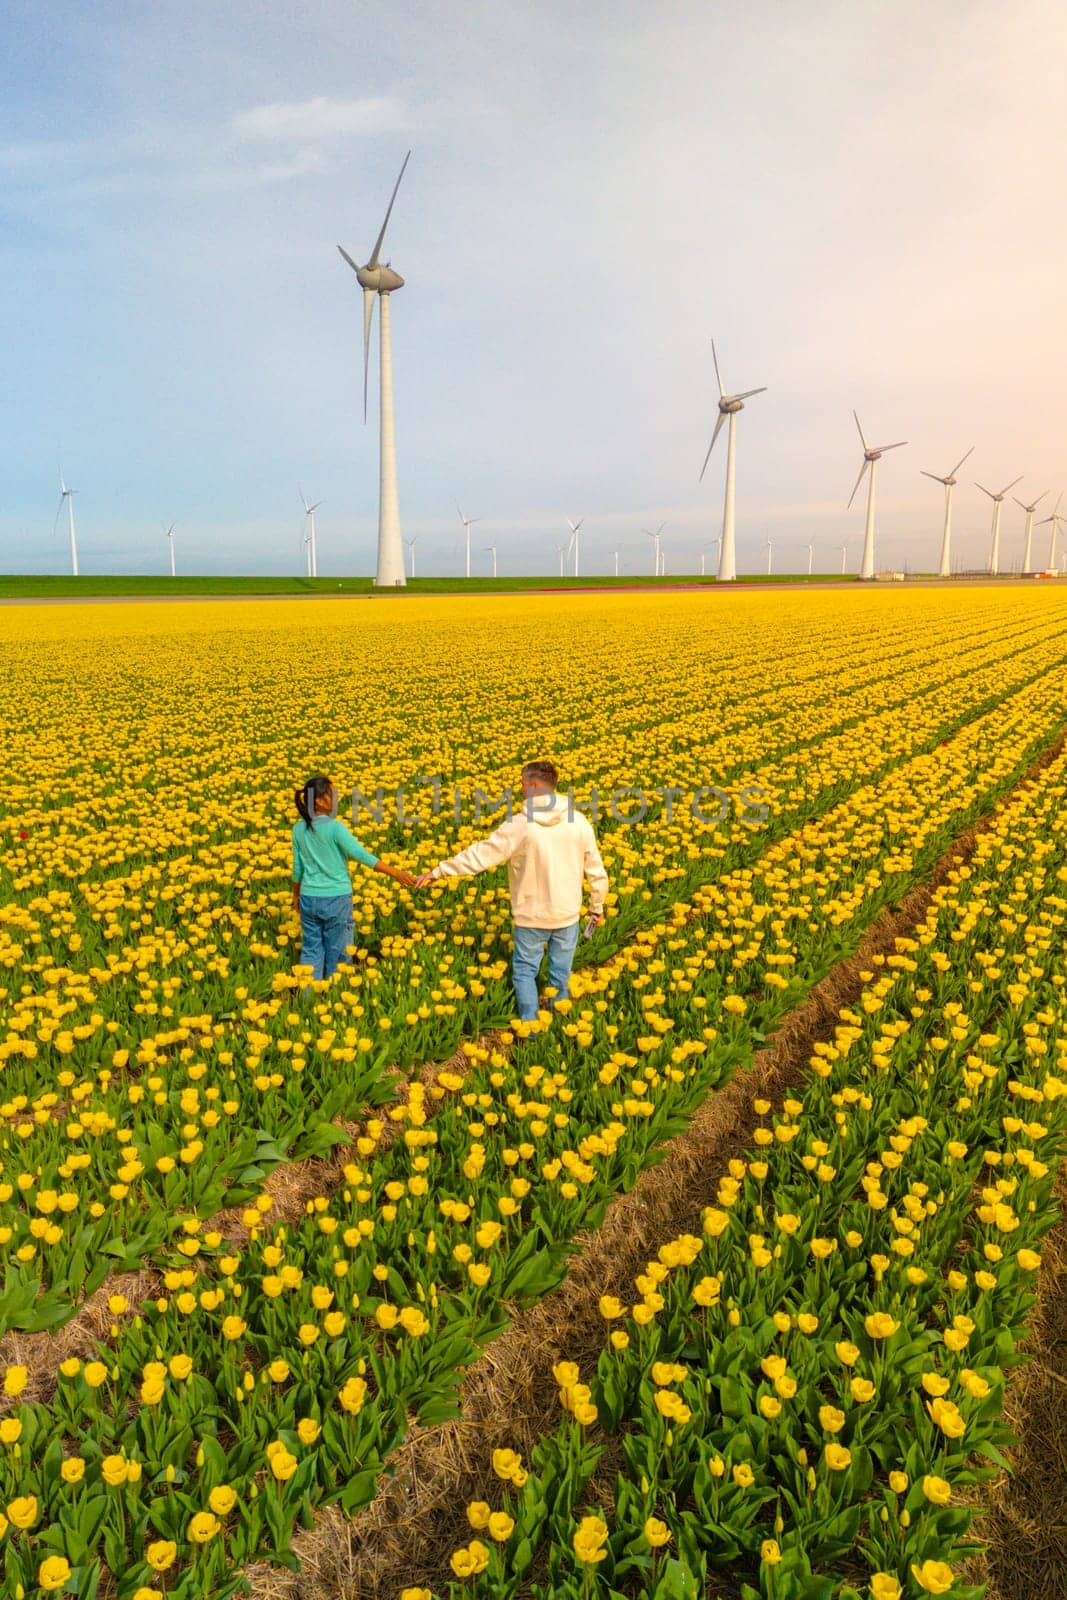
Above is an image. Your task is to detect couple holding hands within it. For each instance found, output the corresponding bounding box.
[291,760,609,1021]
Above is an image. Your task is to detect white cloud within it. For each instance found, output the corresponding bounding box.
[230,95,408,143]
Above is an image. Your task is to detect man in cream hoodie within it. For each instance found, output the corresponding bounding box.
[416,761,609,1021]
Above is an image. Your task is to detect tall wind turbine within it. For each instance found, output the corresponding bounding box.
[921,447,973,579]
[404,535,417,579]
[612,550,620,577]
[848,413,907,580]
[300,490,322,580]
[1014,490,1047,574]
[553,542,566,578]
[484,541,498,579]
[53,471,78,576]
[976,474,1022,576]
[1039,494,1064,570]
[839,543,848,575]
[806,540,814,576]
[163,522,176,578]
[644,523,665,576]
[338,151,412,588]
[699,340,766,582]
[456,506,480,578]
[765,537,773,575]
[566,517,584,578]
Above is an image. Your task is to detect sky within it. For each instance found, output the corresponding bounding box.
[3,0,1067,578]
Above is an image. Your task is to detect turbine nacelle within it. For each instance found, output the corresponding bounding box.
[354,263,405,293]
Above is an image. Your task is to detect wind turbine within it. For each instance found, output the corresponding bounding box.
[765,537,774,575]
[404,535,417,579]
[163,522,176,578]
[337,150,412,588]
[699,340,766,582]
[484,541,498,579]
[644,523,665,576]
[456,506,480,578]
[566,517,584,578]
[553,542,566,578]
[53,471,78,576]
[300,490,322,580]
[612,550,620,578]
[806,540,814,576]
[921,446,974,579]
[1014,489,1048,575]
[848,413,907,580]
[839,543,848,575]
[1039,494,1064,571]
[976,474,1022,576]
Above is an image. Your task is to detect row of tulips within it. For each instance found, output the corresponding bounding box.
[418,743,1067,1600]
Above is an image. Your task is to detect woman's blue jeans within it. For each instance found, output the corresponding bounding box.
[512,922,580,1020]
[299,893,355,980]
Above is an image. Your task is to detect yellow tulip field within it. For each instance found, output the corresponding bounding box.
[0,590,1065,1600]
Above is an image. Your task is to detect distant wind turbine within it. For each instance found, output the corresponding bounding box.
[300,490,322,580]
[644,523,665,577]
[848,413,907,580]
[921,446,974,578]
[806,540,814,576]
[839,543,848,575]
[976,474,1023,576]
[765,537,773,576]
[163,522,176,579]
[53,471,78,576]
[484,541,498,580]
[404,535,417,579]
[612,550,620,578]
[456,506,481,578]
[553,542,566,579]
[1039,494,1065,570]
[1014,490,1048,575]
[337,150,412,587]
[699,339,766,582]
[566,517,584,578]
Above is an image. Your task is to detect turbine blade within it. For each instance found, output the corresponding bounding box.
[733,386,767,401]
[711,340,724,399]
[699,412,726,480]
[949,445,975,477]
[337,244,361,275]
[299,485,309,512]
[367,150,411,269]
[920,470,947,483]
[1031,491,1049,511]
[52,498,64,536]
[975,483,995,499]
[875,441,908,452]
[853,411,868,450]
[362,287,376,424]
[847,458,870,509]
[1000,475,1023,495]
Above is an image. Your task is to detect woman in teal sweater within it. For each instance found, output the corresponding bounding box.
[291,774,414,979]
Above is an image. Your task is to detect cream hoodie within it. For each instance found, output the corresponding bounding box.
[430,793,609,929]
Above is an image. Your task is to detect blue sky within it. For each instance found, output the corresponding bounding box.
[3,0,1067,576]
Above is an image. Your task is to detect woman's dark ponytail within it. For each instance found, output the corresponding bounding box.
[295,774,331,830]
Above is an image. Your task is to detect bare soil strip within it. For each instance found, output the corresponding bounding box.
[242,741,1067,1600]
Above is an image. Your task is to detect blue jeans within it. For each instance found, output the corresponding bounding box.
[512,922,580,1021]
[299,893,354,980]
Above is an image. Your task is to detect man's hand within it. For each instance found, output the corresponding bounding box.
[587,909,605,926]
[415,870,436,889]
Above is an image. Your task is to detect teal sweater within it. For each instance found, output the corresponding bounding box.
[291,817,379,898]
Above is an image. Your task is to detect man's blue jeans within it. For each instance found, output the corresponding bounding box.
[512,922,580,1020]
[298,893,354,980]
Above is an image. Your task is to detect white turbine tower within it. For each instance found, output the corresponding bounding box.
[921,446,974,579]
[456,506,481,578]
[53,471,78,576]
[566,517,584,578]
[699,341,766,582]
[644,523,665,576]
[338,151,412,588]
[765,537,773,575]
[553,542,566,578]
[1014,490,1048,574]
[404,535,417,579]
[976,475,1022,577]
[164,522,176,578]
[1039,494,1064,571]
[484,541,498,579]
[806,540,814,576]
[612,550,620,577]
[300,490,322,580]
[848,413,907,580]
[839,543,848,575]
